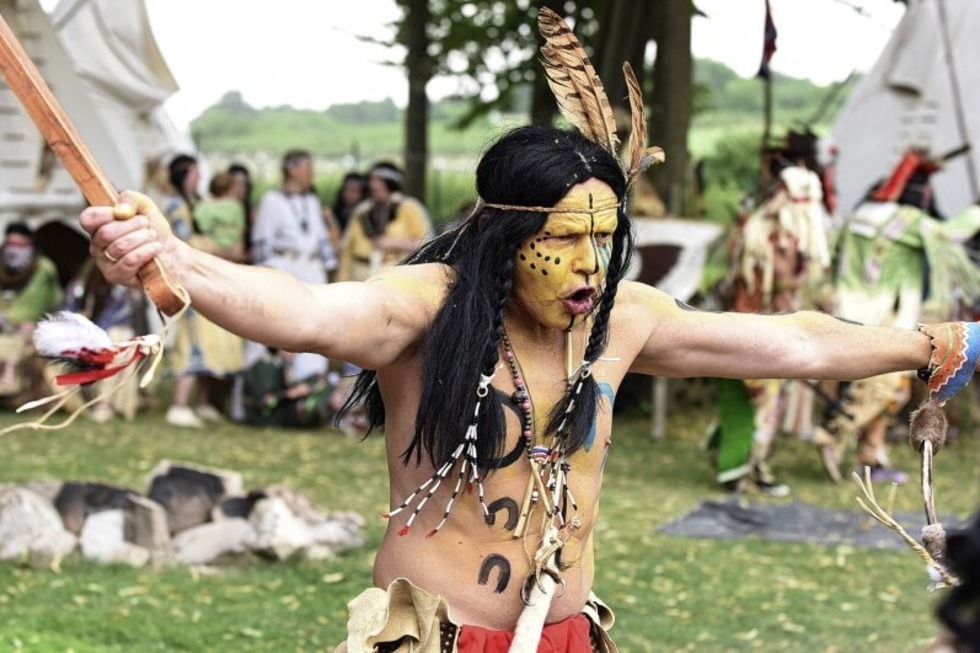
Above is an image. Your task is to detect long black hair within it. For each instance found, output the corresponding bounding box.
[341,124,633,469]
[168,154,201,232]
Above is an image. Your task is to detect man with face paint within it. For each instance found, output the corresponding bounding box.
[73,10,976,653]
[80,122,957,651]
[0,222,63,398]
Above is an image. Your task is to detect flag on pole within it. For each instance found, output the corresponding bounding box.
[757,0,777,79]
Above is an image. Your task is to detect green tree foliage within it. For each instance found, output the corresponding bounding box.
[407,0,602,127]
[694,59,855,127]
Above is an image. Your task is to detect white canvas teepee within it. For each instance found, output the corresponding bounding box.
[0,0,192,223]
[831,0,980,217]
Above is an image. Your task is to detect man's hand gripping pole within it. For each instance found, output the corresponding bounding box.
[0,11,187,316]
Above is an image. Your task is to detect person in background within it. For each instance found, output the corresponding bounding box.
[249,149,335,398]
[163,154,243,428]
[706,137,833,496]
[193,171,248,263]
[815,148,980,484]
[0,222,63,400]
[321,172,367,269]
[330,171,368,234]
[336,161,431,283]
[332,163,431,434]
[242,346,335,428]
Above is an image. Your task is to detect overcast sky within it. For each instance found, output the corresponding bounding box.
[115,0,906,131]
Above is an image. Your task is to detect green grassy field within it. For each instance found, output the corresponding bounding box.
[0,390,977,652]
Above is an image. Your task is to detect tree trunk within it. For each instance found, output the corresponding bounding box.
[403,0,432,202]
[649,0,693,215]
[595,1,655,116]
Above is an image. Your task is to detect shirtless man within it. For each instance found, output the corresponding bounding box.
[76,10,968,652]
[79,120,958,652]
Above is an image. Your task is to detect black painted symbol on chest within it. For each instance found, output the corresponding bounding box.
[484,388,526,470]
[485,497,519,530]
[478,554,511,593]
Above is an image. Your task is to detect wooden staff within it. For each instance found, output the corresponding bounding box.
[0,11,187,316]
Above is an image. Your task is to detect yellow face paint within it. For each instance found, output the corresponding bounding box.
[512,179,619,330]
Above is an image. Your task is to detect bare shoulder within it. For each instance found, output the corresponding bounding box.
[366,262,453,321]
[609,280,706,362]
[368,262,451,293]
[612,280,677,320]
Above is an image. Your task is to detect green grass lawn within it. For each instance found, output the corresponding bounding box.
[0,389,977,653]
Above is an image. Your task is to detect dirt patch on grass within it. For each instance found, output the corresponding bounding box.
[658,498,968,549]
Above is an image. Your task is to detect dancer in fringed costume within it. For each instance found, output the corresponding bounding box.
[75,10,980,652]
[814,148,980,484]
[706,135,833,495]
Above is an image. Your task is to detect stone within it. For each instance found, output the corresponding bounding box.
[212,496,251,521]
[310,519,365,553]
[145,459,243,497]
[145,461,244,534]
[172,518,256,565]
[54,482,138,535]
[0,485,76,563]
[257,484,326,523]
[124,496,173,562]
[79,509,149,567]
[248,497,314,560]
[19,480,63,505]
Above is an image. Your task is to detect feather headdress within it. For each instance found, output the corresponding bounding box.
[537,7,664,187]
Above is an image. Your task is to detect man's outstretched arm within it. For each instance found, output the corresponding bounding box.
[621,281,932,382]
[81,191,445,370]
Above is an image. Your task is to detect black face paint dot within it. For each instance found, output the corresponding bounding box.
[530,263,536,270]
[529,243,535,250]
[519,254,526,261]
[541,269,548,276]
[536,252,542,258]
[544,231,551,236]
[544,256,551,261]
[554,257,561,265]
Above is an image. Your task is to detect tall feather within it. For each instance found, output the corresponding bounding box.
[623,61,647,181]
[538,7,619,157]
[623,62,666,182]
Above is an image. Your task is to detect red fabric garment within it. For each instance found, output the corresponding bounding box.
[457,613,591,652]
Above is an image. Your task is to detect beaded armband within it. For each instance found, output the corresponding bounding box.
[916,322,980,404]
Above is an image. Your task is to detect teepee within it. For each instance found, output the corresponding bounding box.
[831,0,980,217]
[0,0,191,224]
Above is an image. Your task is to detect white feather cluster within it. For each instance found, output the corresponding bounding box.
[33,311,113,357]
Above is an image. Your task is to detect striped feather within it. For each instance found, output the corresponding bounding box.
[538,7,619,156]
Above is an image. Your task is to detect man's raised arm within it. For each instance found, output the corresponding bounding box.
[81,191,444,370]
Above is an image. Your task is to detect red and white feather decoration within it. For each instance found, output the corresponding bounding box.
[33,312,162,387]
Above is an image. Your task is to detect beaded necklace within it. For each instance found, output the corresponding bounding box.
[500,329,579,541]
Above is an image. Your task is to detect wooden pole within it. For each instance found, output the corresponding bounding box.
[0,11,187,316]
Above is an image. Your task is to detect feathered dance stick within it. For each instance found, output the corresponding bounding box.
[0,313,164,436]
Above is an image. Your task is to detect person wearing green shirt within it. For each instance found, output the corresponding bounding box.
[0,222,63,397]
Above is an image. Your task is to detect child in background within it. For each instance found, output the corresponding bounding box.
[192,172,248,263]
